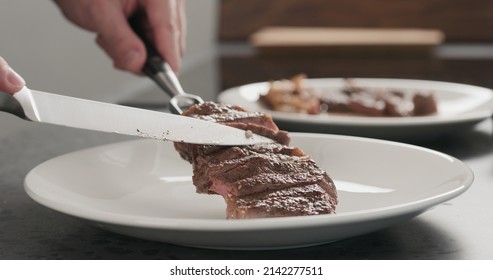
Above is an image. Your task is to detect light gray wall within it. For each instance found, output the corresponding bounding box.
[0,0,218,137]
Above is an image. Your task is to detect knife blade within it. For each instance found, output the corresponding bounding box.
[3,86,273,145]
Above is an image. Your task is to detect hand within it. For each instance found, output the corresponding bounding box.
[54,0,186,74]
[0,56,25,95]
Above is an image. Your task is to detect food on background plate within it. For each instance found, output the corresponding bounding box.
[260,74,438,117]
[174,102,338,219]
[260,74,322,115]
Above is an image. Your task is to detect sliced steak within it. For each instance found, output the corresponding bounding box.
[208,153,333,197]
[226,184,337,219]
[192,144,305,194]
[174,102,289,163]
[173,102,338,219]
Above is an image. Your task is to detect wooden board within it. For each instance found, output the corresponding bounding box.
[249,27,444,55]
[219,0,493,42]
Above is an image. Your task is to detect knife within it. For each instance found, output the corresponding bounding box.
[0,86,273,145]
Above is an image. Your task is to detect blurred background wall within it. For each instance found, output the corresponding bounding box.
[219,0,493,43]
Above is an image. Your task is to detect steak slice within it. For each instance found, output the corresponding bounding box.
[208,153,333,197]
[226,184,337,219]
[182,101,279,131]
[174,102,289,163]
[192,144,305,194]
[173,102,338,219]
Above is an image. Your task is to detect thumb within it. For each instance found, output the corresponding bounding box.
[0,57,25,94]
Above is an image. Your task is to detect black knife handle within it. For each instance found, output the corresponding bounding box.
[128,12,184,99]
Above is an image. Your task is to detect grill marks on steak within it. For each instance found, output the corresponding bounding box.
[173,102,338,219]
[210,153,332,197]
[192,145,305,194]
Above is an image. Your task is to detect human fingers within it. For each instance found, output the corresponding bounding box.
[141,0,183,73]
[0,56,25,95]
[177,0,187,57]
[55,0,146,74]
[91,2,146,73]
[54,0,185,74]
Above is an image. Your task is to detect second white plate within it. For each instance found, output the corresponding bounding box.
[218,78,493,140]
[24,134,473,250]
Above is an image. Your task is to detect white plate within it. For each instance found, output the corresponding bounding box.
[218,78,493,141]
[24,134,473,250]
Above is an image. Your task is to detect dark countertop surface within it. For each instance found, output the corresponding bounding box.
[1,45,493,259]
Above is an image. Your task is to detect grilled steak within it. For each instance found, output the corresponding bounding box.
[226,184,337,219]
[174,102,338,219]
[174,102,290,163]
[261,75,438,117]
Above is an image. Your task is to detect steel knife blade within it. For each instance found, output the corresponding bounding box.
[4,87,273,145]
